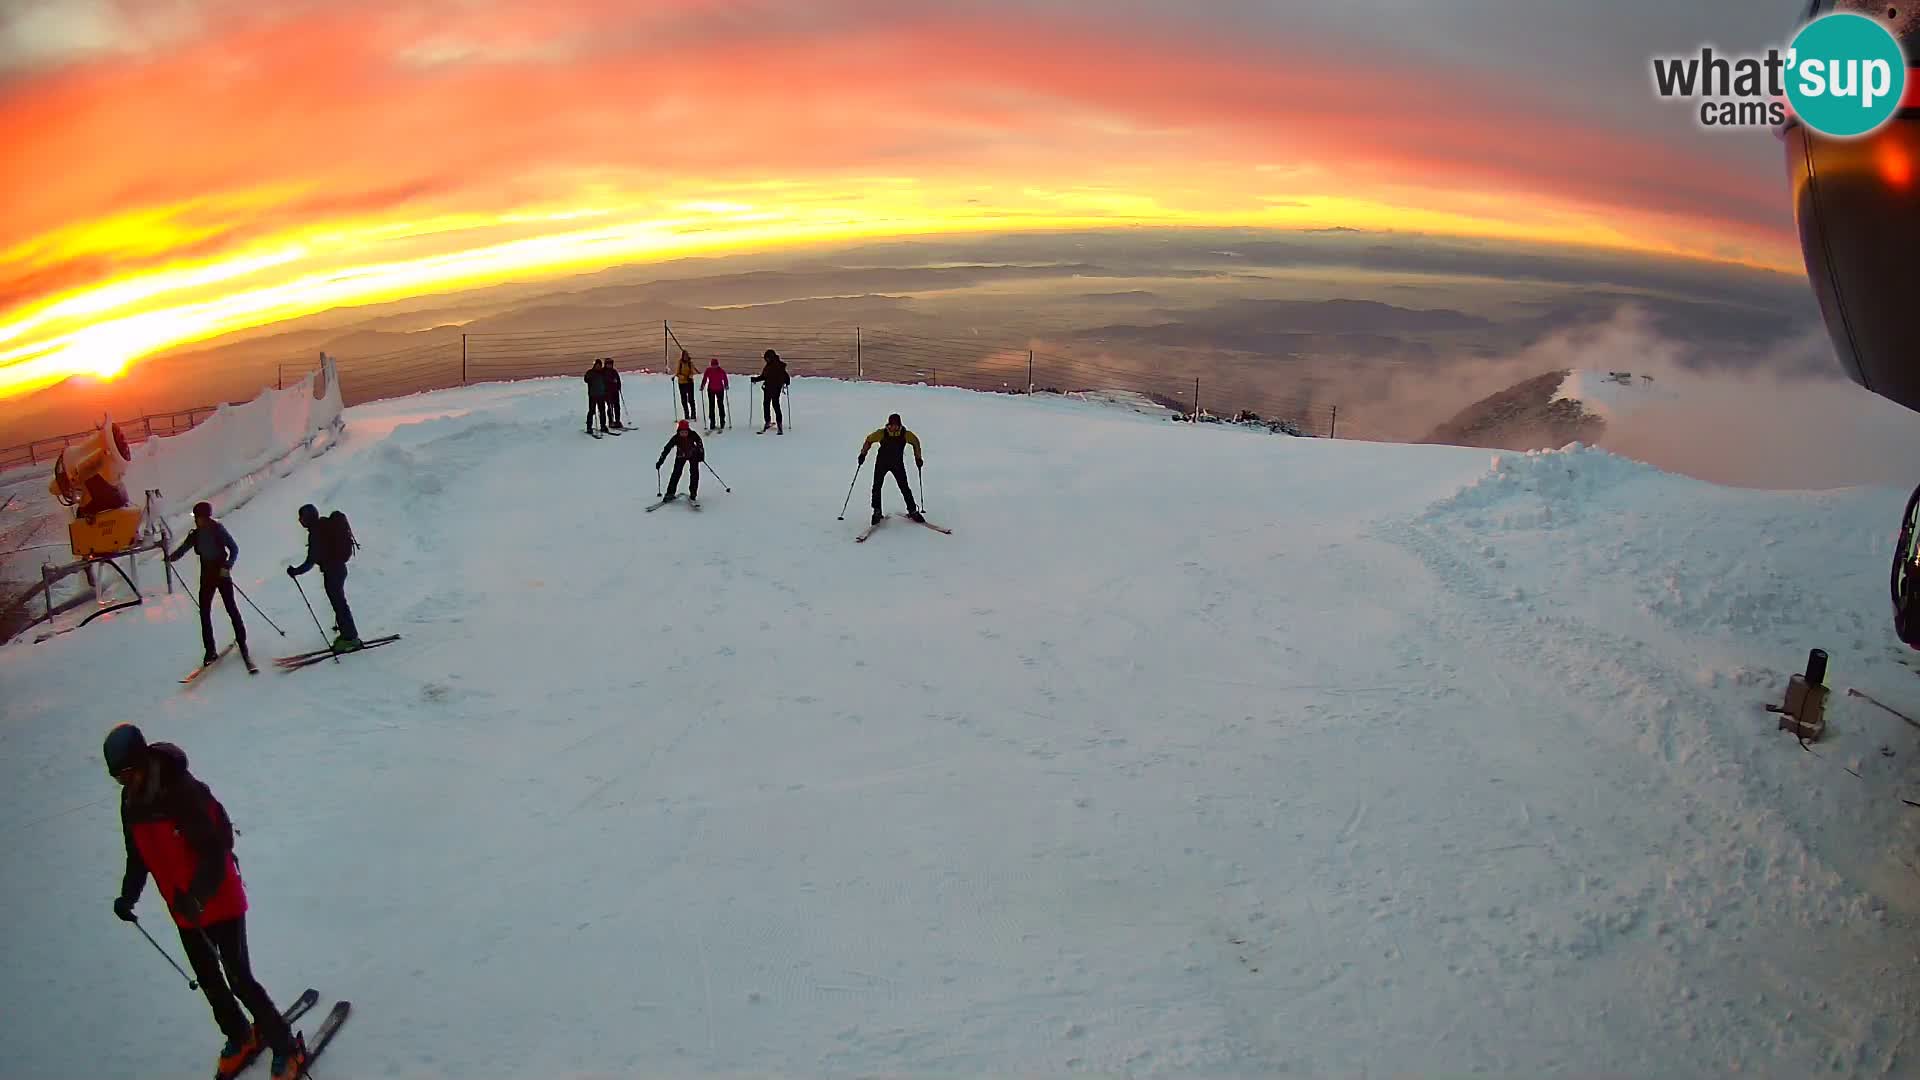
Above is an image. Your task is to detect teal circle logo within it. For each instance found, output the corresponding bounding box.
[1786,12,1908,137]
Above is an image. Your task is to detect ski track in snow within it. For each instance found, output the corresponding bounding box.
[1,381,1917,1076]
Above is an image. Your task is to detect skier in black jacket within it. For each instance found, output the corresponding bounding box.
[655,420,704,502]
[583,360,608,434]
[602,359,623,429]
[286,504,359,651]
[749,349,788,433]
[166,501,248,668]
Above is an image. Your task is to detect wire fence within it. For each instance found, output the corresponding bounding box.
[5,317,1342,470]
[0,406,220,471]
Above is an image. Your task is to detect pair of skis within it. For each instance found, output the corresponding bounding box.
[855,514,951,542]
[273,634,402,671]
[215,987,350,1080]
[181,642,257,683]
[645,496,701,512]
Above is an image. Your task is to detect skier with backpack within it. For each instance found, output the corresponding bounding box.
[286,504,359,651]
[750,348,788,433]
[105,723,310,1080]
[654,420,704,503]
[702,357,729,432]
[165,501,250,671]
[602,359,624,430]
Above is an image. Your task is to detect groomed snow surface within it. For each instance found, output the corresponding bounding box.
[5,375,1919,1077]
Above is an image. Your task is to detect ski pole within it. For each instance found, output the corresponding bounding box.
[917,461,927,515]
[129,916,198,989]
[702,461,731,492]
[837,460,864,520]
[655,465,663,498]
[231,581,285,636]
[289,575,340,664]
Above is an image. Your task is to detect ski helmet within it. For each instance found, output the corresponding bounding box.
[103,723,147,774]
[888,413,901,426]
[677,420,690,431]
[192,501,212,519]
[298,503,319,525]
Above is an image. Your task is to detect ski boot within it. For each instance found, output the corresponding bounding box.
[871,510,882,525]
[217,1027,262,1079]
[907,509,925,523]
[269,1033,308,1080]
[332,633,362,652]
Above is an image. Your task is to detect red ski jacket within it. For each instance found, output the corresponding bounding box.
[119,743,247,928]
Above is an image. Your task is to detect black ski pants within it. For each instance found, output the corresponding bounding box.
[666,457,700,498]
[707,389,726,428]
[678,382,696,420]
[321,564,357,640]
[181,915,293,1055]
[586,395,607,432]
[198,569,245,658]
[872,459,916,513]
[762,386,783,430]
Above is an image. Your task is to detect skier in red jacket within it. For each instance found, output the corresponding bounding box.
[107,724,308,1080]
[701,358,729,432]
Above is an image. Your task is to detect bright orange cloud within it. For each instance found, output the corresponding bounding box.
[0,0,1803,399]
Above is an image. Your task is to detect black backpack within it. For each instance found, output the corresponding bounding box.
[320,510,358,564]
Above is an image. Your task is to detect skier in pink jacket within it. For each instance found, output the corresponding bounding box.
[701,358,729,432]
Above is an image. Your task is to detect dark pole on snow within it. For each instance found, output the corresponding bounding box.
[232,582,285,636]
[837,460,863,520]
[290,576,338,663]
[917,461,927,516]
[703,461,731,492]
[129,916,198,989]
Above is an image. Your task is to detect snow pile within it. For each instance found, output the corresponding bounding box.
[123,354,343,534]
[1421,441,1656,525]
[2,374,1918,1077]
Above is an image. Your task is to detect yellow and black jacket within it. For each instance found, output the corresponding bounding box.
[861,427,922,468]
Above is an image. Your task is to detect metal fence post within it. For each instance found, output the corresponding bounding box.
[1193,377,1200,421]
[461,334,468,384]
[1028,350,1034,395]
[1329,404,1337,438]
[855,327,862,380]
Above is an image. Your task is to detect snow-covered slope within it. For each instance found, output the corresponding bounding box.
[4,375,1918,1076]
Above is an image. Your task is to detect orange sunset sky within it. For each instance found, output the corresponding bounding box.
[0,0,1809,401]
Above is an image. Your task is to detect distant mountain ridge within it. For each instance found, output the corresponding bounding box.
[1421,369,1607,451]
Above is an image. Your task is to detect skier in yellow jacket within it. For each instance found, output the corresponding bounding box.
[859,413,924,526]
[674,349,697,422]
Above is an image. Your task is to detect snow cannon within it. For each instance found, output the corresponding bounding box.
[47,419,141,556]
[1783,0,1919,412]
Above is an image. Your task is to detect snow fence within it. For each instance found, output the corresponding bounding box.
[125,353,345,535]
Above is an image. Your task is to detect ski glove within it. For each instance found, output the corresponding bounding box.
[113,896,136,922]
[286,566,298,578]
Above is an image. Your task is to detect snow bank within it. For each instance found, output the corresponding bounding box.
[123,354,343,533]
[1422,441,1657,524]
